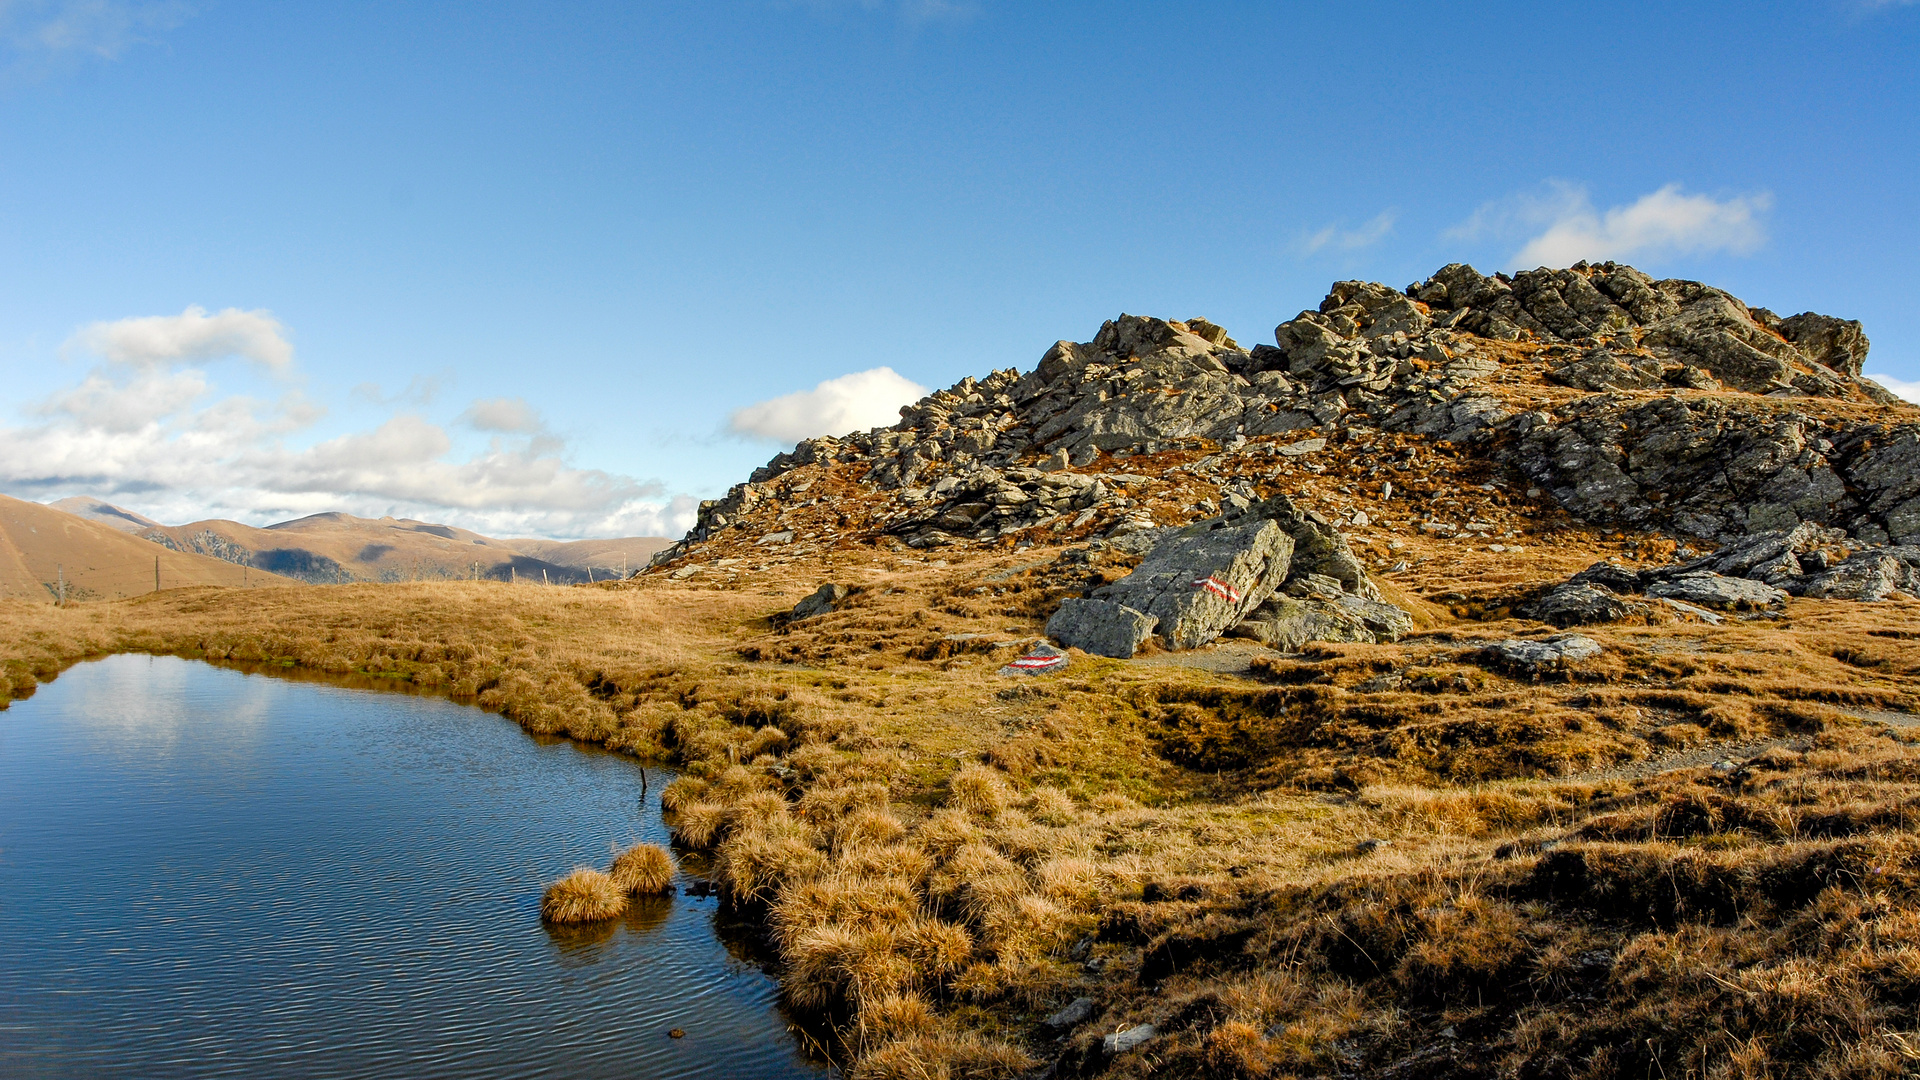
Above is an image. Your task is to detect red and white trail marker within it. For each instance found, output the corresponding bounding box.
[1191,575,1242,604]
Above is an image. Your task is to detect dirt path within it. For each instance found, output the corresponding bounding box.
[1129,640,1287,675]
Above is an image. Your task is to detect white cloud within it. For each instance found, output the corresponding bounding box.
[729,366,928,446]
[1299,211,1396,255]
[0,310,694,539]
[38,368,207,433]
[1,0,192,62]
[67,305,294,370]
[459,397,544,434]
[1864,373,1920,405]
[1452,181,1771,270]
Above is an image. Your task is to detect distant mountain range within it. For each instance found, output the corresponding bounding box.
[2,494,301,600]
[31,497,670,589]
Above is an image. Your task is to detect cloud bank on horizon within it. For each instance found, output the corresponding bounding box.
[730,367,929,446]
[0,308,695,539]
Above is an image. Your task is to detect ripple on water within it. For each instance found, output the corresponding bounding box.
[0,654,828,1080]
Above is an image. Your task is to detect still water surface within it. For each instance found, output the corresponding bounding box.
[0,654,827,1079]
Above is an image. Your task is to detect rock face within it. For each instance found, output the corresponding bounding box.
[652,262,1917,575]
[1087,518,1291,651]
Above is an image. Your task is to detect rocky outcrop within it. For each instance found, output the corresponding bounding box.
[1520,525,1920,627]
[1045,491,1412,657]
[652,262,1917,573]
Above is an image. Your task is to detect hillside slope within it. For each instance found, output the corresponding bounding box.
[0,495,299,600]
[139,512,665,585]
[611,261,1920,1079]
[48,496,164,534]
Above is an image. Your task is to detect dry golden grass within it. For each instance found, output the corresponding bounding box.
[540,866,627,924]
[608,842,675,895]
[6,512,1920,1078]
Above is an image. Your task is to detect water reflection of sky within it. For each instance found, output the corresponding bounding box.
[0,654,828,1080]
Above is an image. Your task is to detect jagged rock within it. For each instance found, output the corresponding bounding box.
[658,262,1916,573]
[786,583,849,621]
[1569,558,1642,594]
[1482,634,1603,674]
[1682,522,1848,580]
[1528,583,1648,627]
[1092,518,1292,650]
[1774,311,1870,378]
[1234,495,1380,601]
[1334,593,1414,639]
[1646,573,1787,612]
[1046,599,1158,659]
[1797,553,1905,602]
[1547,351,1669,392]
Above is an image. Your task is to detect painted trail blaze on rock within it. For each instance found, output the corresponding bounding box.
[1192,575,1242,603]
[998,642,1069,676]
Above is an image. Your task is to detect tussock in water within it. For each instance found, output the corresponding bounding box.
[608,842,675,895]
[540,866,627,923]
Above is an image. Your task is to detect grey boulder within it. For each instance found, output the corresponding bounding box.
[786,583,849,622]
[1528,582,1648,627]
[997,642,1070,676]
[1092,518,1292,649]
[1646,573,1787,611]
[1482,634,1604,673]
[1796,553,1905,602]
[1045,598,1158,659]
[1103,1024,1158,1056]
[1042,997,1096,1032]
[1569,558,1643,594]
[1333,593,1415,640]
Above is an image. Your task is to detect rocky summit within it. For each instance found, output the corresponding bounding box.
[651,261,1918,660]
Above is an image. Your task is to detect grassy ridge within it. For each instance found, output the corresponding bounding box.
[5,573,1920,1078]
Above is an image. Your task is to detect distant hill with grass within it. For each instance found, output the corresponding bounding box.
[45,499,669,586]
[0,494,300,600]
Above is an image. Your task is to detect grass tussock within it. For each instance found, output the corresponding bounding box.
[541,867,627,924]
[609,842,675,895]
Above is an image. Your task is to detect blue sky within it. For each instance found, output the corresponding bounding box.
[1,0,1915,537]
